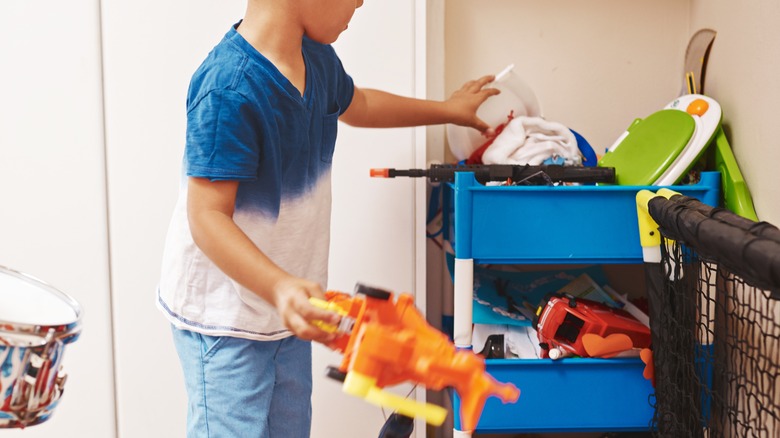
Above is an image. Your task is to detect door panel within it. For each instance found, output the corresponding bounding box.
[0,1,115,436]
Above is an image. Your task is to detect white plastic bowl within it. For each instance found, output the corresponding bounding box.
[446,64,542,161]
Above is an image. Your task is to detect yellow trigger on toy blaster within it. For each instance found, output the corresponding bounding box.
[309,297,354,334]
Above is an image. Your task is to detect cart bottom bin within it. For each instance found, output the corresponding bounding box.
[452,357,655,433]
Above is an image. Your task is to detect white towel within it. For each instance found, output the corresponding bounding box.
[482,116,581,166]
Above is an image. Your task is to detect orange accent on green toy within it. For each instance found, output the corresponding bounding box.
[370,168,389,178]
[686,98,710,116]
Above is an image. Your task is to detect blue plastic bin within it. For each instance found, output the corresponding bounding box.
[452,358,656,433]
[443,171,721,264]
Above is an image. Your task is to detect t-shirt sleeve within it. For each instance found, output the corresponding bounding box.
[331,51,355,116]
[185,89,260,181]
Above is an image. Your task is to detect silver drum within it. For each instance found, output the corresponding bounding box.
[0,265,81,428]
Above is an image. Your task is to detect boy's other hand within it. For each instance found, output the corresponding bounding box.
[447,75,501,134]
[272,276,341,344]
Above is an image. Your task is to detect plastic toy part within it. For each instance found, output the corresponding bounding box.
[598,94,722,187]
[711,127,758,221]
[598,110,695,185]
[655,94,722,185]
[370,168,390,178]
[342,371,448,425]
[686,98,710,116]
[370,164,615,185]
[533,294,651,359]
[312,285,520,432]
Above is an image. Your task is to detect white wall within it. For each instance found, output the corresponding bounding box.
[0,0,116,436]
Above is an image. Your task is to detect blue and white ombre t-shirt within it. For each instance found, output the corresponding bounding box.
[158,24,354,341]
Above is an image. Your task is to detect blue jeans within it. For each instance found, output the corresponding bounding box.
[171,326,312,438]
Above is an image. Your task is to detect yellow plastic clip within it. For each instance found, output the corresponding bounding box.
[636,190,661,249]
[656,188,681,200]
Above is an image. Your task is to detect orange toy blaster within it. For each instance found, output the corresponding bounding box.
[311,284,520,432]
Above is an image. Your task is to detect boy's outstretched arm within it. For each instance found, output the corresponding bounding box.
[186,177,340,343]
[339,75,500,132]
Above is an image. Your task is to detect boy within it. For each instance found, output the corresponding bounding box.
[157,0,499,436]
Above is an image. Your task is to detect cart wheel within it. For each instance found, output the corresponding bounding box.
[325,366,347,382]
[354,283,392,300]
[377,413,414,438]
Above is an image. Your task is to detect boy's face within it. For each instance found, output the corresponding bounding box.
[302,0,364,44]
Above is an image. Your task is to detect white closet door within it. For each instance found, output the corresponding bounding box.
[100,1,244,437]
[0,1,116,437]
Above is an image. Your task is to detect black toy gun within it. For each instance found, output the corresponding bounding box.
[370,164,615,185]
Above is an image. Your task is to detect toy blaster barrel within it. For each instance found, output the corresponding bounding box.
[370,164,616,185]
[312,284,520,432]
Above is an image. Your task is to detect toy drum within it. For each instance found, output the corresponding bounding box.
[0,265,82,428]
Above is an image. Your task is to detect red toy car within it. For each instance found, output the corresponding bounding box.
[533,294,651,359]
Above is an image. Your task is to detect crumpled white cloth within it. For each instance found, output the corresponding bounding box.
[472,324,543,359]
[482,116,581,166]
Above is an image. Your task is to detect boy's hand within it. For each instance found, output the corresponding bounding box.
[271,276,341,344]
[446,75,501,134]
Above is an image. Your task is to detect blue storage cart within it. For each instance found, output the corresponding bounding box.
[442,171,721,436]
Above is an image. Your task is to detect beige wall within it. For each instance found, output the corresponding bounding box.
[689,0,780,223]
[445,0,689,154]
[443,0,779,224]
